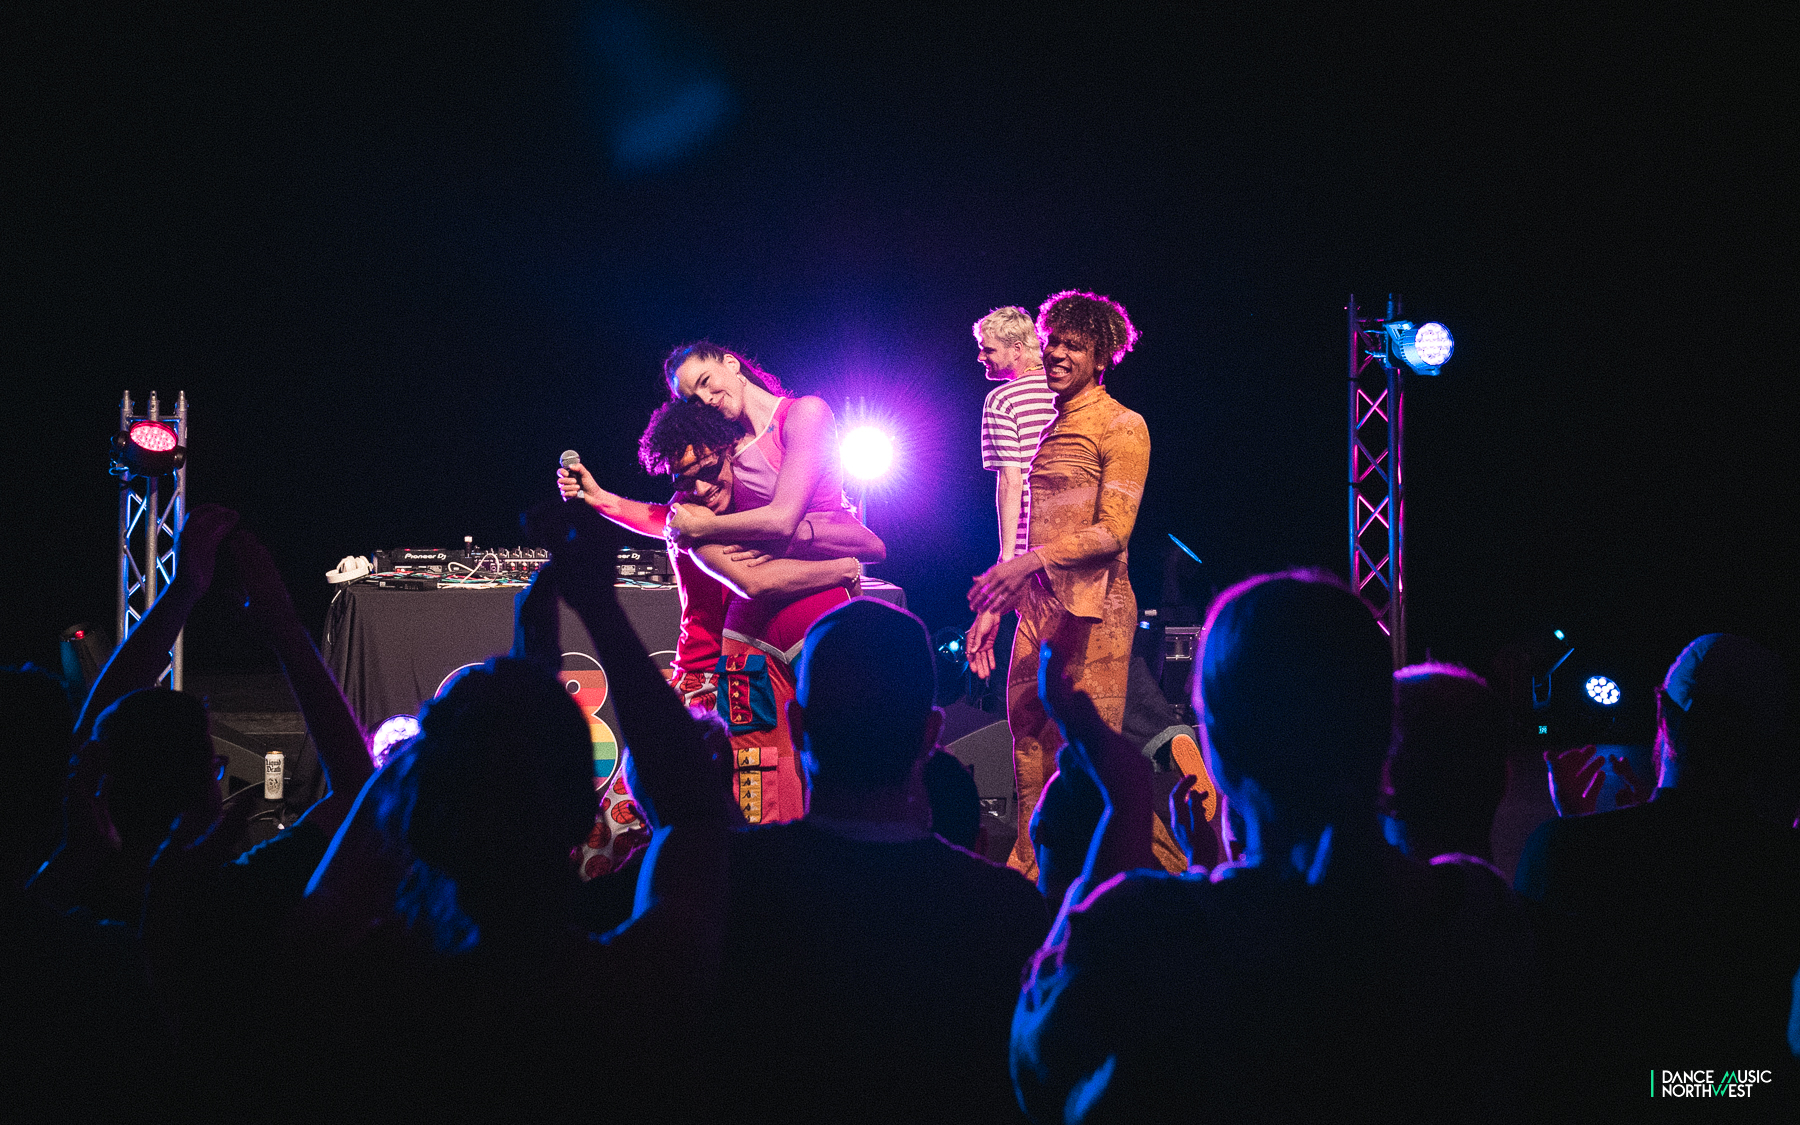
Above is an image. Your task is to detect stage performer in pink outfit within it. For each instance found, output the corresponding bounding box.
[659,342,884,824]
[563,345,882,824]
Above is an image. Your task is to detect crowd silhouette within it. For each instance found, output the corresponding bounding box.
[4,505,1796,1120]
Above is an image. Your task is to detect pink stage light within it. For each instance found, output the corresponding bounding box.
[130,420,178,452]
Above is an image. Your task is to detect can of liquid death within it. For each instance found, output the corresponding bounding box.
[264,751,285,800]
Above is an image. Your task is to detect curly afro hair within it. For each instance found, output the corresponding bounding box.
[1036,290,1141,368]
[638,398,742,476]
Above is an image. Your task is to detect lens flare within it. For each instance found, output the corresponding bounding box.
[840,426,895,481]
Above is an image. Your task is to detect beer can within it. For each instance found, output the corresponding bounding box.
[264,750,285,800]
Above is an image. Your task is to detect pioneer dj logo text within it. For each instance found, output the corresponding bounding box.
[1655,1069,1773,1098]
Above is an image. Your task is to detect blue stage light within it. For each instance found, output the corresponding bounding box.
[1584,675,1620,706]
[1384,320,1455,376]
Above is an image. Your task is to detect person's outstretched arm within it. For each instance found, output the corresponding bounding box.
[557,460,670,539]
[75,504,240,741]
[1037,642,1155,940]
[526,500,737,1015]
[225,530,373,840]
[526,500,739,832]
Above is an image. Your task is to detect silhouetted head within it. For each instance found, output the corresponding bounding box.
[1196,569,1391,826]
[795,599,936,794]
[1656,634,1794,820]
[921,748,980,850]
[94,688,219,853]
[404,658,595,918]
[1386,663,1506,860]
[0,667,75,884]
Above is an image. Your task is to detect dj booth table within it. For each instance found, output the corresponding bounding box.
[324,579,907,738]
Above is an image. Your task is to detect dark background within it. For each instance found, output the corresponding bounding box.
[7,4,1795,740]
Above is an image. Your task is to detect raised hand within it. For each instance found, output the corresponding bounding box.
[512,563,562,676]
[1169,773,1220,869]
[173,503,241,596]
[223,529,298,636]
[1036,641,1155,928]
[527,497,623,585]
[76,504,240,741]
[1546,744,1607,817]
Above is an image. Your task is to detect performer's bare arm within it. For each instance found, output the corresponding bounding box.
[557,461,669,538]
[995,465,1023,562]
[691,540,858,601]
[785,510,885,563]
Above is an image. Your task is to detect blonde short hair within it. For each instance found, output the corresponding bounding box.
[971,306,1043,367]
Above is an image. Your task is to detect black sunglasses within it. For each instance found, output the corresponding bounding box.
[671,457,727,489]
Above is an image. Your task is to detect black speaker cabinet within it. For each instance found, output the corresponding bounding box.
[943,718,1014,864]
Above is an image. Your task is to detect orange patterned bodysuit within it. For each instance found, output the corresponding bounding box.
[1005,383,1181,878]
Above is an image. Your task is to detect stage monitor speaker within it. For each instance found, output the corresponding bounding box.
[943,719,1014,864]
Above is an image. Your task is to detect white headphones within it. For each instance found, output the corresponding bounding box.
[326,555,372,584]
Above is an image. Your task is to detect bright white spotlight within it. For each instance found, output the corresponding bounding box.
[1413,322,1454,367]
[1384,319,1455,376]
[840,425,894,481]
[1584,676,1620,706]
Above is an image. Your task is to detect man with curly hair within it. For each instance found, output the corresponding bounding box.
[968,291,1182,877]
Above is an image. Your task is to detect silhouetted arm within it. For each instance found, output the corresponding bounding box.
[1038,643,1155,940]
[530,501,739,831]
[75,504,239,741]
[226,530,372,840]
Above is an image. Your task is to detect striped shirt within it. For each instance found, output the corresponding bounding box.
[980,369,1058,557]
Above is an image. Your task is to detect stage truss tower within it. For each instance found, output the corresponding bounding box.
[115,390,188,689]
[1347,295,1407,668]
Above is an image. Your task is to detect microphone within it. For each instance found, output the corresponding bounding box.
[559,450,582,501]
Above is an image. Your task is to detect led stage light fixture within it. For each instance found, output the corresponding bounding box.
[112,420,186,476]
